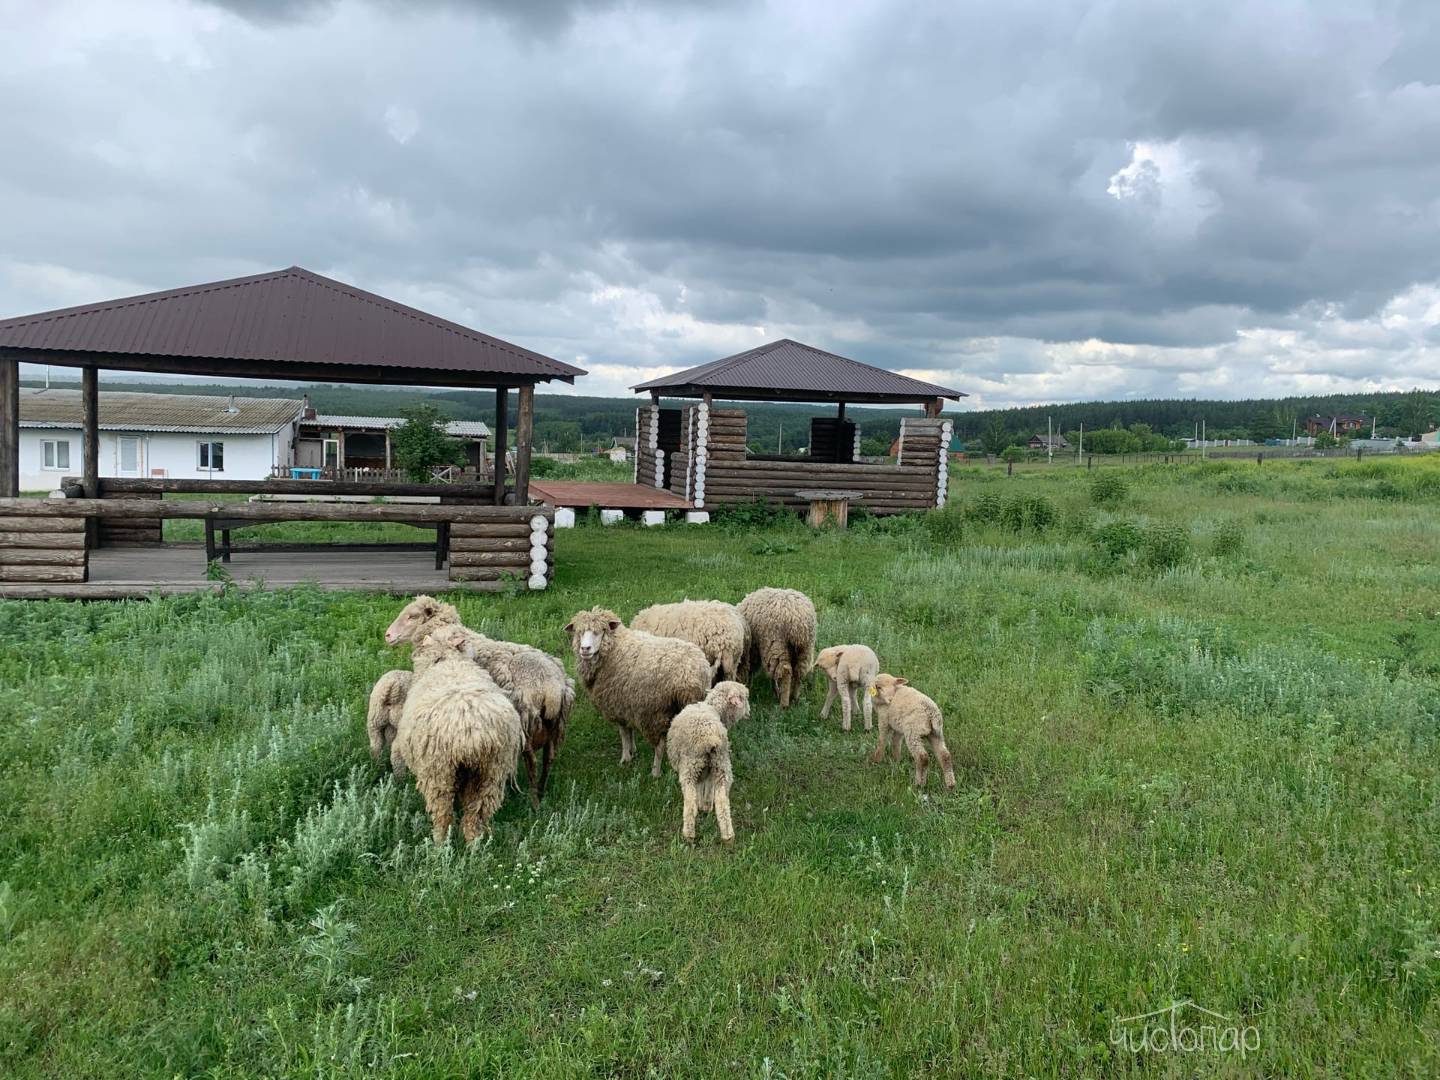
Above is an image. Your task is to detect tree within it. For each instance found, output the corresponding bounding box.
[390,404,466,482]
[1393,390,1438,438]
[1314,431,1340,449]
[1248,410,1284,442]
[979,418,1013,456]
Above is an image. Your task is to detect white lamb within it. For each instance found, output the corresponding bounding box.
[631,599,749,682]
[366,669,414,778]
[395,631,525,843]
[814,644,880,732]
[737,587,817,708]
[868,673,957,791]
[667,681,750,843]
[563,607,712,777]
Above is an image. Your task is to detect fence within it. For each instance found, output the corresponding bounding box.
[959,443,1438,473]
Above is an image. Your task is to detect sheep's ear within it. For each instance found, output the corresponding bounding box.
[607,620,620,631]
[563,621,575,634]
[895,677,909,686]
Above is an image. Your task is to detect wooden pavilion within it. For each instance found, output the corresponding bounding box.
[631,339,965,516]
[0,266,584,596]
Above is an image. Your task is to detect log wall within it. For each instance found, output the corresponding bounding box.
[0,511,88,583]
[447,507,555,590]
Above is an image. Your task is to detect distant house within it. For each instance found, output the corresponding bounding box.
[294,409,490,475]
[1028,433,1070,450]
[18,387,304,489]
[1303,414,1368,436]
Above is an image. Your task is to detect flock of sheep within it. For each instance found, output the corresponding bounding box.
[367,588,956,844]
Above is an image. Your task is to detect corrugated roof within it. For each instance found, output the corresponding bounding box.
[307,413,490,438]
[18,387,302,434]
[0,266,585,383]
[631,339,965,402]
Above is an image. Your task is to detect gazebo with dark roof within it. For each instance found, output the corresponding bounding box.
[0,265,585,503]
[629,339,963,518]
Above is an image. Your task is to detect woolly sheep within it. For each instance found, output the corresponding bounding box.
[632,599,750,682]
[666,681,749,843]
[737,587,817,708]
[366,669,414,779]
[387,597,574,806]
[868,674,956,791]
[563,607,712,777]
[815,644,880,732]
[395,634,524,843]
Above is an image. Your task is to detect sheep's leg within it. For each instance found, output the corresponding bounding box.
[710,658,722,682]
[890,731,903,761]
[521,748,541,809]
[870,714,889,764]
[536,742,554,802]
[651,736,666,779]
[390,744,410,781]
[904,732,930,788]
[462,771,507,843]
[860,683,874,732]
[820,677,837,721]
[839,681,854,732]
[928,731,956,791]
[419,776,456,845]
[618,726,635,765]
[714,781,735,843]
[681,780,698,841]
[776,663,793,709]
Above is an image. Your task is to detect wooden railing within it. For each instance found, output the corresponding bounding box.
[270,465,484,483]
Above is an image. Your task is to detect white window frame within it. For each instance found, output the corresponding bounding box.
[197,440,225,472]
[322,438,340,469]
[41,438,71,470]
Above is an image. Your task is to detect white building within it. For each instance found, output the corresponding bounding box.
[18,387,304,490]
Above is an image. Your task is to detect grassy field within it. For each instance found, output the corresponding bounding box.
[2,457,1439,1076]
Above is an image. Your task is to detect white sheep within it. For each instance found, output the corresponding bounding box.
[395,631,525,843]
[814,644,880,732]
[631,599,749,682]
[366,669,414,778]
[667,681,750,843]
[737,587,817,708]
[563,607,712,777]
[868,674,956,791]
[387,597,574,806]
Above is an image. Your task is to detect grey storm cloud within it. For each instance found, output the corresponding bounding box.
[3,0,1440,406]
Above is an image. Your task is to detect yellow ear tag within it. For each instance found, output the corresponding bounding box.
[868,686,878,697]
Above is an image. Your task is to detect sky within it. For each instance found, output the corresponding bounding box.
[3,0,1439,409]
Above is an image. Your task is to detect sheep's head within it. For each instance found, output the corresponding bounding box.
[563,608,622,662]
[871,673,908,706]
[706,680,750,728]
[815,645,846,676]
[413,625,476,671]
[384,594,458,645]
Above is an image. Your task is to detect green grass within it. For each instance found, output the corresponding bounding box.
[2,457,1439,1076]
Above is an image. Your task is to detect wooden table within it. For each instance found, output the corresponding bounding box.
[794,489,863,529]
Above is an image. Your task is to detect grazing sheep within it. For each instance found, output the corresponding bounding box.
[422,624,575,807]
[667,681,749,843]
[388,598,574,806]
[367,669,414,779]
[737,587,817,708]
[563,607,711,777]
[395,635,524,844]
[868,674,956,791]
[815,644,880,732]
[631,600,750,682]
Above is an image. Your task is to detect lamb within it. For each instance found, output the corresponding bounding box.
[631,599,749,682]
[366,669,414,778]
[394,631,524,843]
[814,644,880,732]
[737,587,817,708]
[563,607,712,777]
[666,681,750,843]
[868,674,956,791]
[386,596,574,806]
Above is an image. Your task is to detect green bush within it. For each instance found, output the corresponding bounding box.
[711,498,800,531]
[921,506,966,545]
[1088,472,1129,506]
[1000,493,1056,532]
[1211,519,1247,557]
[529,456,561,478]
[1142,521,1192,570]
[1091,519,1144,562]
[967,491,1005,524]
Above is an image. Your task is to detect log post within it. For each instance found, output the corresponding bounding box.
[514,383,534,505]
[0,357,17,497]
[492,386,509,505]
[83,366,99,549]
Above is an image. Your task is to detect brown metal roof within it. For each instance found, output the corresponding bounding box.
[19,387,303,434]
[631,339,965,404]
[0,267,585,386]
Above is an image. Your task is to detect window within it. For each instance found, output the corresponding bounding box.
[323,438,340,469]
[198,441,225,471]
[41,439,71,470]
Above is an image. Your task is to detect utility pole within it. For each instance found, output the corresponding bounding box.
[1201,419,1206,459]
[777,419,782,455]
[1077,423,1084,461]
[1047,415,1054,465]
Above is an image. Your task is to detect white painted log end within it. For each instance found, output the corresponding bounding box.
[528,514,548,531]
[527,573,548,590]
[553,507,576,528]
[641,510,665,527]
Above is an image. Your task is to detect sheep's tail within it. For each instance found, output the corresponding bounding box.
[693,732,728,812]
[789,639,814,683]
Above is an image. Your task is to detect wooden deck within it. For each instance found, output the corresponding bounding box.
[529,481,691,511]
[0,545,457,599]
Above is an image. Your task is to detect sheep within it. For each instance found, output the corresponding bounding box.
[563,607,712,777]
[666,681,749,843]
[737,587,817,708]
[386,597,574,806]
[394,632,524,844]
[366,669,414,779]
[631,599,750,683]
[814,644,880,732]
[868,674,956,791]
